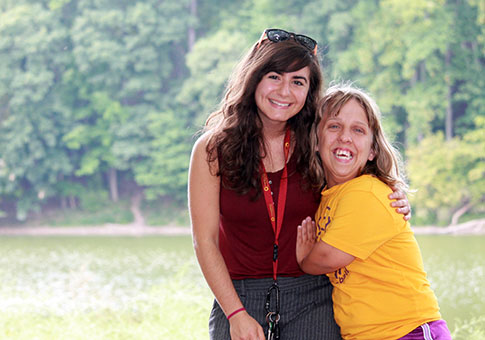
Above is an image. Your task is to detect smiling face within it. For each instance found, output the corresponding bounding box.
[254,67,310,128]
[318,98,375,188]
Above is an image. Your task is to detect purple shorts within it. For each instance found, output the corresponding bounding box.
[398,320,452,340]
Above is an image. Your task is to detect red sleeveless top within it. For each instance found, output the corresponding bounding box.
[219,156,320,279]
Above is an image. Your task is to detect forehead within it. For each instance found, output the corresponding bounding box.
[327,98,367,120]
[288,66,310,78]
[267,66,310,77]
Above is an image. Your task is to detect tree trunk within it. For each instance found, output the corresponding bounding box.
[130,190,145,227]
[188,0,197,52]
[451,202,472,225]
[108,167,119,202]
[187,0,197,52]
[61,197,67,210]
[445,47,453,141]
[58,173,67,209]
[419,61,426,82]
[68,196,77,209]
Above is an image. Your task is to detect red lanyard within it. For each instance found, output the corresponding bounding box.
[260,127,291,281]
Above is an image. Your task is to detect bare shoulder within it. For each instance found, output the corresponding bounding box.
[191,130,214,161]
[189,130,219,178]
[191,130,212,154]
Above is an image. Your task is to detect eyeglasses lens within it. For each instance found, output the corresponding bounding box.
[267,30,290,43]
[295,35,316,50]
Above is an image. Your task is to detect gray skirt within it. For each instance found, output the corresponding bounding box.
[209,274,341,340]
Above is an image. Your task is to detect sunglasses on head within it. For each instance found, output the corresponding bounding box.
[257,28,318,56]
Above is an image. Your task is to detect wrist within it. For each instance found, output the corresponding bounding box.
[226,307,246,320]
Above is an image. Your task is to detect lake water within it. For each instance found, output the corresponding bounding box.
[0,235,483,338]
[415,235,485,328]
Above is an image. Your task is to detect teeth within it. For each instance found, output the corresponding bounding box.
[335,149,352,159]
[270,99,290,107]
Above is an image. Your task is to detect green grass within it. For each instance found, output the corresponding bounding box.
[0,236,211,339]
[0,235,483,339]
[0,280,211,340]
[29,201,190,227]
[29,200,134,227]
[142,200,190,226]
[451,316,485,340]
[416,235,485,328]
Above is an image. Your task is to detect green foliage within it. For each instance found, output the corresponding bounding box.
[407,116,485,225]
[63,91,128,175]
[77,188,110,212]
[452,316,485,340]
[142,198,190,226]
[43,200,133,226]
[133,110,192,202]
[0,1,72,219]
[178,30,251,125]
[327,0,484,145]
[0,0,483,225]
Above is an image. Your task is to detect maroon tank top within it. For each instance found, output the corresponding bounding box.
[219,156,320,279]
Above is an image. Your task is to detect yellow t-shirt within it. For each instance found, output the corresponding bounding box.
[316,175,441,340]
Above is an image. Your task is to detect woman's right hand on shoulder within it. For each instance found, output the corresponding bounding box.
[229,311,266,340]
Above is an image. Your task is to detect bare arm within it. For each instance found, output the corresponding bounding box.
[188,134,264,340]
[296,217,355,275]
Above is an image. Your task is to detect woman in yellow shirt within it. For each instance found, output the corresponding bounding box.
[296,84,452,340]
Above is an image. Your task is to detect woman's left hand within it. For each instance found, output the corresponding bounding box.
[296,217,317,265]
[389,189,411,221]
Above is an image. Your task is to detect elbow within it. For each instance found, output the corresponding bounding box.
[192,228,219,255]
[302,266,327,276]
[300,258,339,276]
[192,235,201,252]
[192,234,206,255]
[300,259,323,275]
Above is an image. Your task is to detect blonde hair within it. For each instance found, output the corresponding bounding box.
[318,83,408,192]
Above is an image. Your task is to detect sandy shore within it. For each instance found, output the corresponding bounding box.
[412,218,485,235]
[0,219,484,236]
[0,224,191,236]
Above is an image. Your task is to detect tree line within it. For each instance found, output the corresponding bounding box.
[0,0,483,226]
